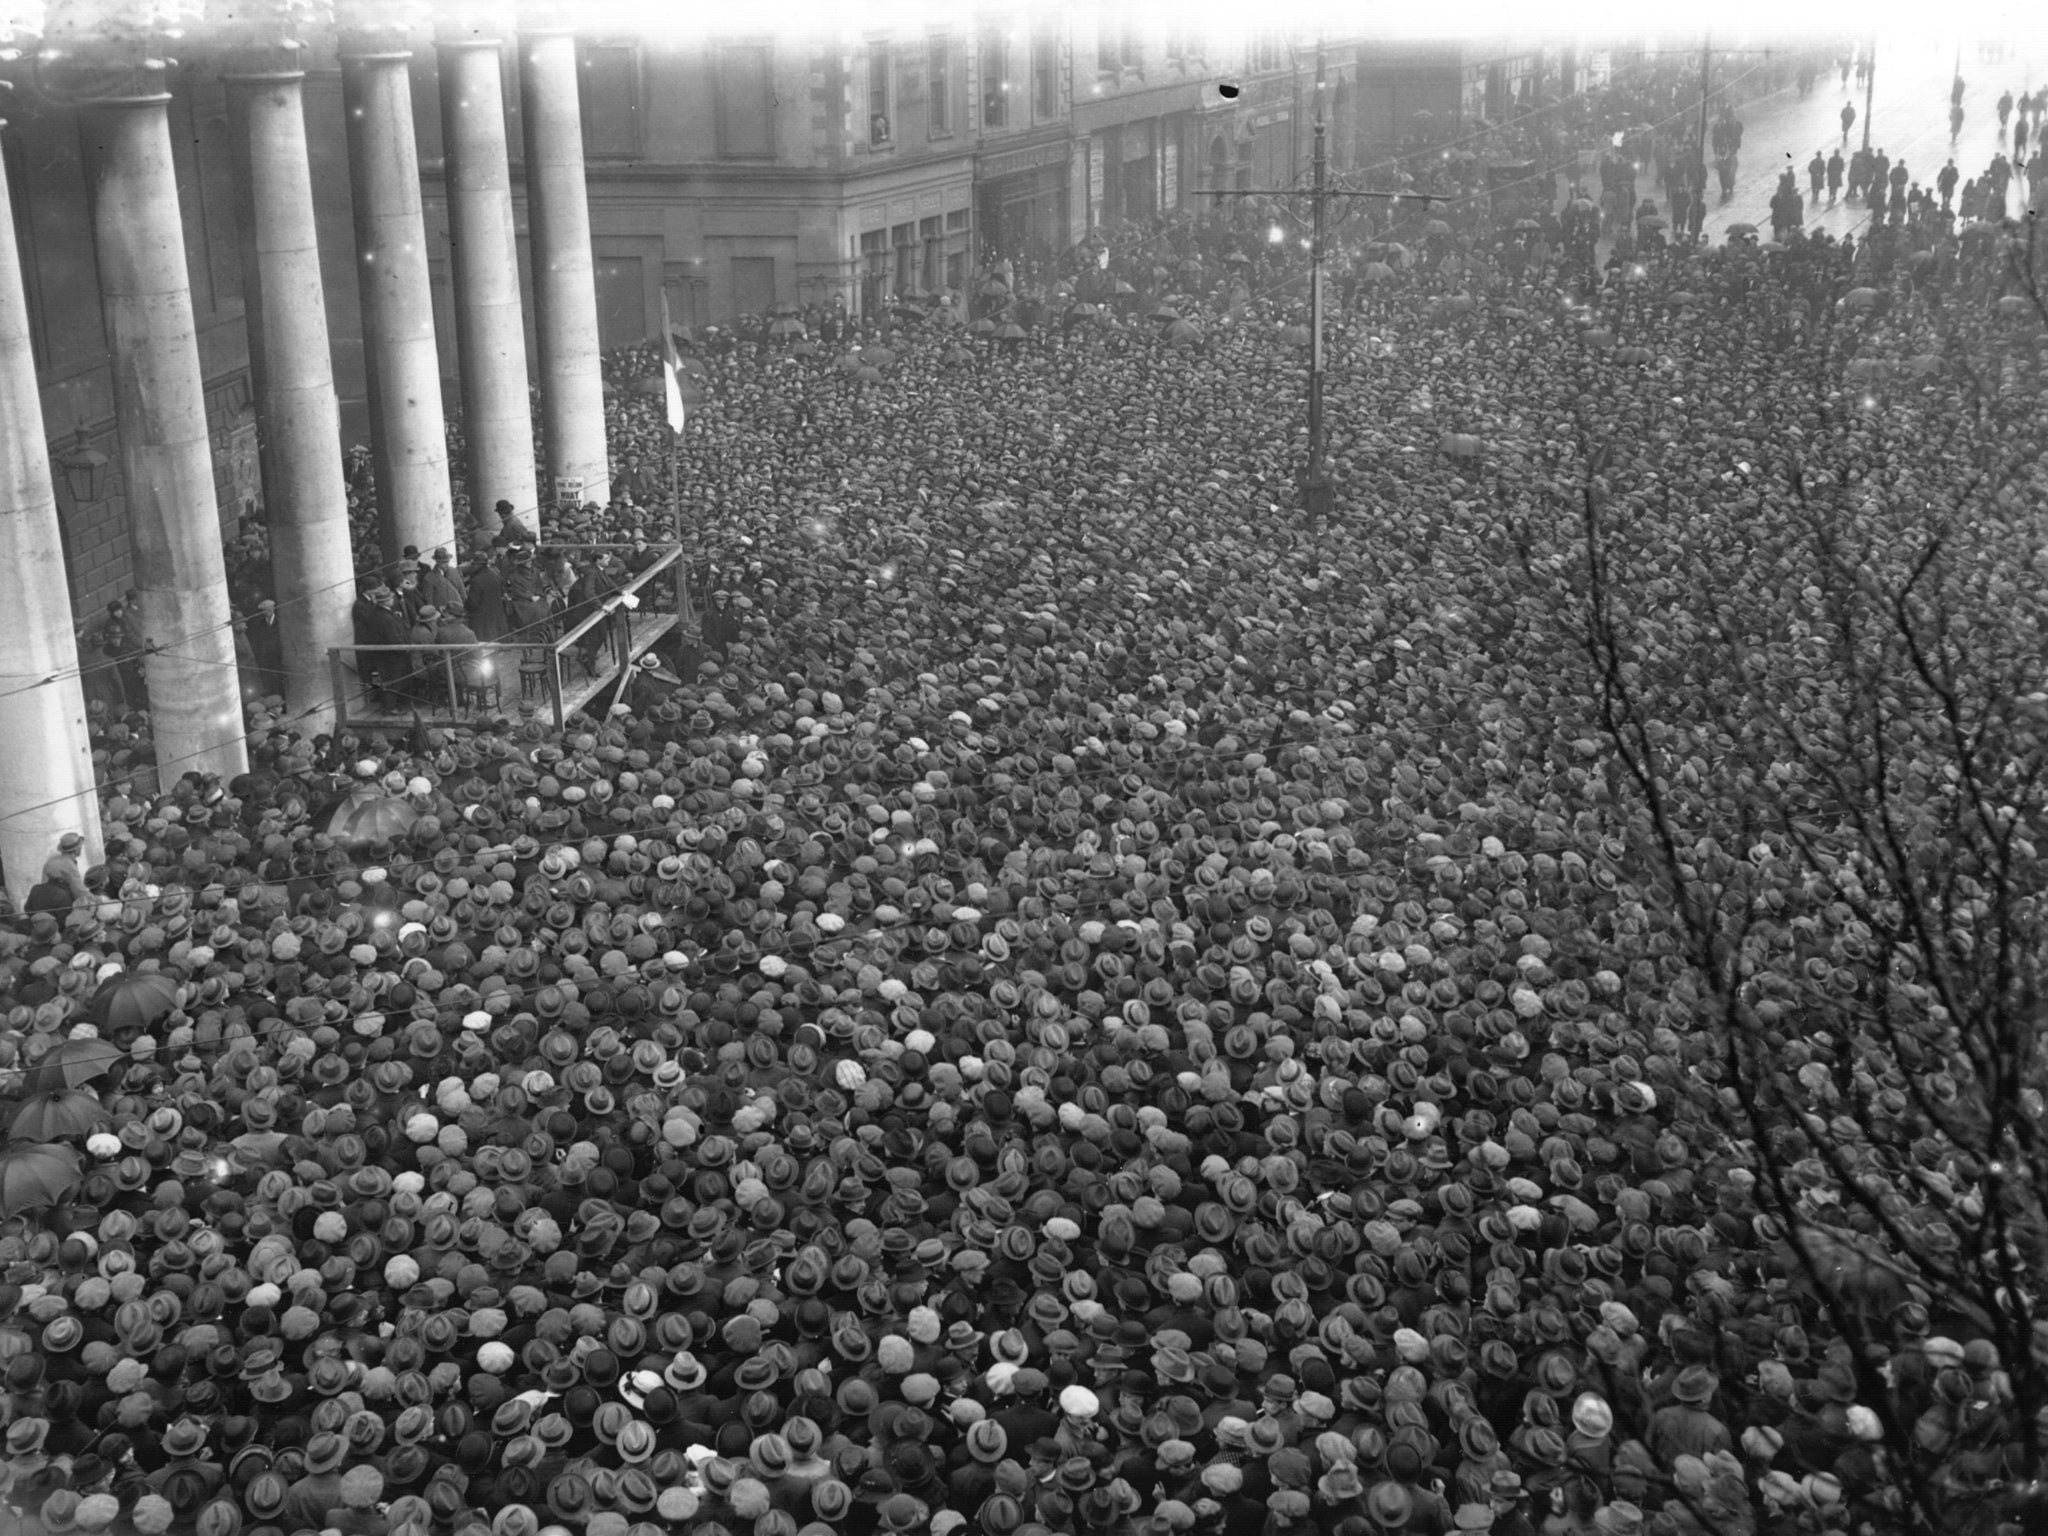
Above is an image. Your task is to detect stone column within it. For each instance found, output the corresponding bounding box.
[521,28,609,510]
[82,82,250,785]
[225,44,355,732]
[439,28,538,538]
[340,32,458,563]
[0,123,101,902]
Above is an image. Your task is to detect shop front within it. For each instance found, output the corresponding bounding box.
[974,137,1073,266]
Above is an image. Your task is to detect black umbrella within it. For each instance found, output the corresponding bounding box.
[86,976,177,1037]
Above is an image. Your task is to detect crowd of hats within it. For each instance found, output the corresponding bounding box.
[6,165,2047,1536]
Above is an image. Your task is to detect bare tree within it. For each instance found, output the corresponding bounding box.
[1541,220,2048,1536]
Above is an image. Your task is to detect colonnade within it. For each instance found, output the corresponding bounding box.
[0,21,612,902]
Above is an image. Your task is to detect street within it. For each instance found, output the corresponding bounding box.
[1693,33,2047,243]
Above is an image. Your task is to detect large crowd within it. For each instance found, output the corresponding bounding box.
[4,49,2048,1536]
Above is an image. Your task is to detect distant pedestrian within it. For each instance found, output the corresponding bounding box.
[1841,101,1856,143]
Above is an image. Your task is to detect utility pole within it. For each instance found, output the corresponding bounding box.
[1862,38,1876,151]
[1198,36,1391,524]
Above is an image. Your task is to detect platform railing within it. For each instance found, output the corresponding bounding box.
[329,544,691,732]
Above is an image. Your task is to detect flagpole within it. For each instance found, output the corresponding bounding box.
[658,289,688,631]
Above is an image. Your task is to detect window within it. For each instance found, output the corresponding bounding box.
[1251,33,1283,73]
[579,43,642,157]
[928,37,951,134]
[868,41,892,147]
[946,209,970,233]
[1096,25,1120,73]
[946,248,966,290]
[714,42,775,158]
[981,32,1008,127]
[1033,33,1059,119]
[920,216,942,291]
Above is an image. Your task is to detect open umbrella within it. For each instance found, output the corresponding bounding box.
[0,1143,82,1219]
[25,1035,124,1095]
[1279,324,1311,345]
[1361,261,1394,284]
[1513,218,1542,232]
[1839,287,1880,311]
[86,974,177,1036]
[790,339,819,357]
[1112,279,1136,296]
[835,351,865,372]
[325,791,420,851]
[768,316,806,338]
[995,322,1028,341]
[852,364,884,384]
[1726,222,1759,237]
[860,345,897,367]
[1224,252,1250,266]
[770,299,802,316]
[1165,320,1204,345]
[1424,219,1453,237]
[1149,305,1182,322]
[7,1091,107,1142]
[676,356,708,380]
[969,318,997,337]
[1581,328,1615,349]
[943,346,976,365]
[1997,294,2034,317]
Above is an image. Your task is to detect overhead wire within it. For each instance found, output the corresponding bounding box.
[3,56,1913,843]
